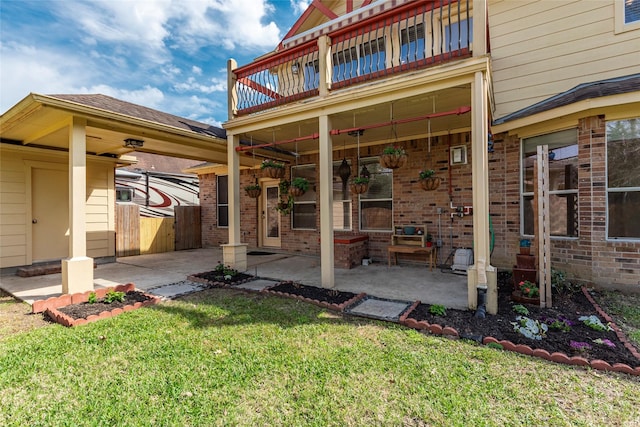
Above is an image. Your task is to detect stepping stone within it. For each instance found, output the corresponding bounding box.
[236,279,280,292]
[345,296,412,322]
[146,282,204,299]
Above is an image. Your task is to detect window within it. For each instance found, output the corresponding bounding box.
[116,187,133,202]
[400,23,426,63]
[292,165,316,229]
[333,160,352,230]
[332,37,386,82]
[607,118,640,239]
[615,0,640,33]
[444,17,473,52]
[359,157,393,231]
[217,175,228,227]
[521,129,578,237]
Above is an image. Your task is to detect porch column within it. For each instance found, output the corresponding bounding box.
[467,70,497,314]
[319,114,335,288]
[222,132,248,270]
[472,0,487,57]
[62,116,94,294]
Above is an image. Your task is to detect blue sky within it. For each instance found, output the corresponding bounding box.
[0,0,309,125]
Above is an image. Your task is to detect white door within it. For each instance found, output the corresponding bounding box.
[32,168,69,262]
[261,181,281,248]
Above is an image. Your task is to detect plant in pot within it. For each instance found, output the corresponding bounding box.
[512,279,540,304]
[418,169,441,191]
[289,177,309,197]
[244,184,261,198]
[379,145,407,169]
[261,159,286,178]
[426,234,434,248]
[519,238,532,255]
[349,176,369,195]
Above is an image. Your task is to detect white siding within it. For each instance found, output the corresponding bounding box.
[489,0,640,119]
[0,152,27,267]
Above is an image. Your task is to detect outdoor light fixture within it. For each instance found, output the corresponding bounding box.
[338,158,351,181]
[124,138,144,148]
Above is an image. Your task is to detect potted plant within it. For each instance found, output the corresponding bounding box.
[519,238,532,255]
[289,177,309,197]
[418,169,441,191]
[426,234,434,248]
[349,176,369,195]
[379,145,407,169]
[512,280,540,304]
[261,159,285,178]
[244,184,261,198]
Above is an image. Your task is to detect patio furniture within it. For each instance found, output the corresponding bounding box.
[387,224,436,271]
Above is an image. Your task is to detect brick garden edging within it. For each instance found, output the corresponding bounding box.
[262,282,367,312]
[32,283,160,327]
[399,288,640,376]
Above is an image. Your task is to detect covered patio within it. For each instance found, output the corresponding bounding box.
[0,248,468,310]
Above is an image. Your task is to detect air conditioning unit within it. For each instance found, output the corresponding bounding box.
[451,248,474,273]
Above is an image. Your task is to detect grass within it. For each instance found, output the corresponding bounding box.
[1,288,639,426]
[596,290,640,347]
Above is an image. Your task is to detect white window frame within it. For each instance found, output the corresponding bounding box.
[359,156,394,232]
[615,0,640,34]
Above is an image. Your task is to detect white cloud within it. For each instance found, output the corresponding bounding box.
[78,85,165,109]
[290,0,311,16]
[174,77,226,94]
[192,66,202,75]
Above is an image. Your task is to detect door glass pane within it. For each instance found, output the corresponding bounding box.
[266,186,279,238]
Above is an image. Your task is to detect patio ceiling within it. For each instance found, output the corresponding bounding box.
[236,85,472,158]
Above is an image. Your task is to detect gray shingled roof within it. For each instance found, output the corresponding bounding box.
[48,94,226,139]
[493,73,640,125]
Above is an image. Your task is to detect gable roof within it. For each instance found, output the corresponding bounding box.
[48,94,226,139]
[494,74,640,125]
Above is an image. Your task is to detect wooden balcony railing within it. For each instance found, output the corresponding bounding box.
[232,0,472,116]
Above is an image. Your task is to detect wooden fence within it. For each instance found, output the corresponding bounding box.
[116,204,201,257]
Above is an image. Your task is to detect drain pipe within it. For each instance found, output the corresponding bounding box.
[475,285,487,318]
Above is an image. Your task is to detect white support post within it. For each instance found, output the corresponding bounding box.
[227,59,238,119]
[62,116,94,294]
[319,114,335,288]
[222,132,248,270]
[472,0,487,57]
[317,35,332,97]
[467,70,497,314]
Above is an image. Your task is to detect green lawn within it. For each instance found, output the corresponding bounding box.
[1,288,639,426]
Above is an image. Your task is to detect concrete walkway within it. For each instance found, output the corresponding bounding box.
[0,248,469,310]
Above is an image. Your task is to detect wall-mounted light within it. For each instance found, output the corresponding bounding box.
[124,138,144,148]
[291,62,300,74]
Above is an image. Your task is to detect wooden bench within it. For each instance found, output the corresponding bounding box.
[388,245,437,271]
[387,224,436,271]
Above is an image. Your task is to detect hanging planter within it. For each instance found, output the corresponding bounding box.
[260,159,285,179]
[288,177,309,197]
[349,176,369,195]
[244,184,261,198]
[379,146,407,169]
[418,170,440,191]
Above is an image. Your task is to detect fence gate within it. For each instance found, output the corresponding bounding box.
[140,217,175,254]
[175,206,202,250]
[116,204,140,257]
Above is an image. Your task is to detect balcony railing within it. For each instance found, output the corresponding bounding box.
[232,0,472,116]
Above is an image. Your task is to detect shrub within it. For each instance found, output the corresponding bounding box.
[512,304,529,315]
[104,291,125,304]
[87,292,98,304]
[429,304,446,317]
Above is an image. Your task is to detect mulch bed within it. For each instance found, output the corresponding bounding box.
[188,271,255,287]
[264,282,366,311]
[403,274,640,369]
[56,291,153,320]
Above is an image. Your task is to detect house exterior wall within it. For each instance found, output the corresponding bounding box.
[0,147,116,268]
[489,0,640,120]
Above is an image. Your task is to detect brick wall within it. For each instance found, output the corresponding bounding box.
[198,120,639,291]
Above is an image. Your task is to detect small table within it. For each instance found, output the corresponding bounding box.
[387,245,437,271]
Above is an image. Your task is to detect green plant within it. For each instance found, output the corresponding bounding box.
[244,184,261,191]
[579,315,613,332]
[290,177,309,192]
[518,280,539,298]
[278,179,290,194]
[275,196,293,214]
[512,304,529,315]
[542,316,573,332]
[87,292,98,304]
[550,268,580,295]
[260,159,285,169]
[351,176,370,185]
[382,145,406,156]
[104,290,126,304]
[485,342,504,350]
[429,304,446,316]
[511,316,548,340]
[418,169,435,179]
[214,263,238,277]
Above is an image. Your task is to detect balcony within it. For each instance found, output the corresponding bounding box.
[231,0,474,117]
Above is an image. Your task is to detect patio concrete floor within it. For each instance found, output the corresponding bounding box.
[0,248,469,310]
